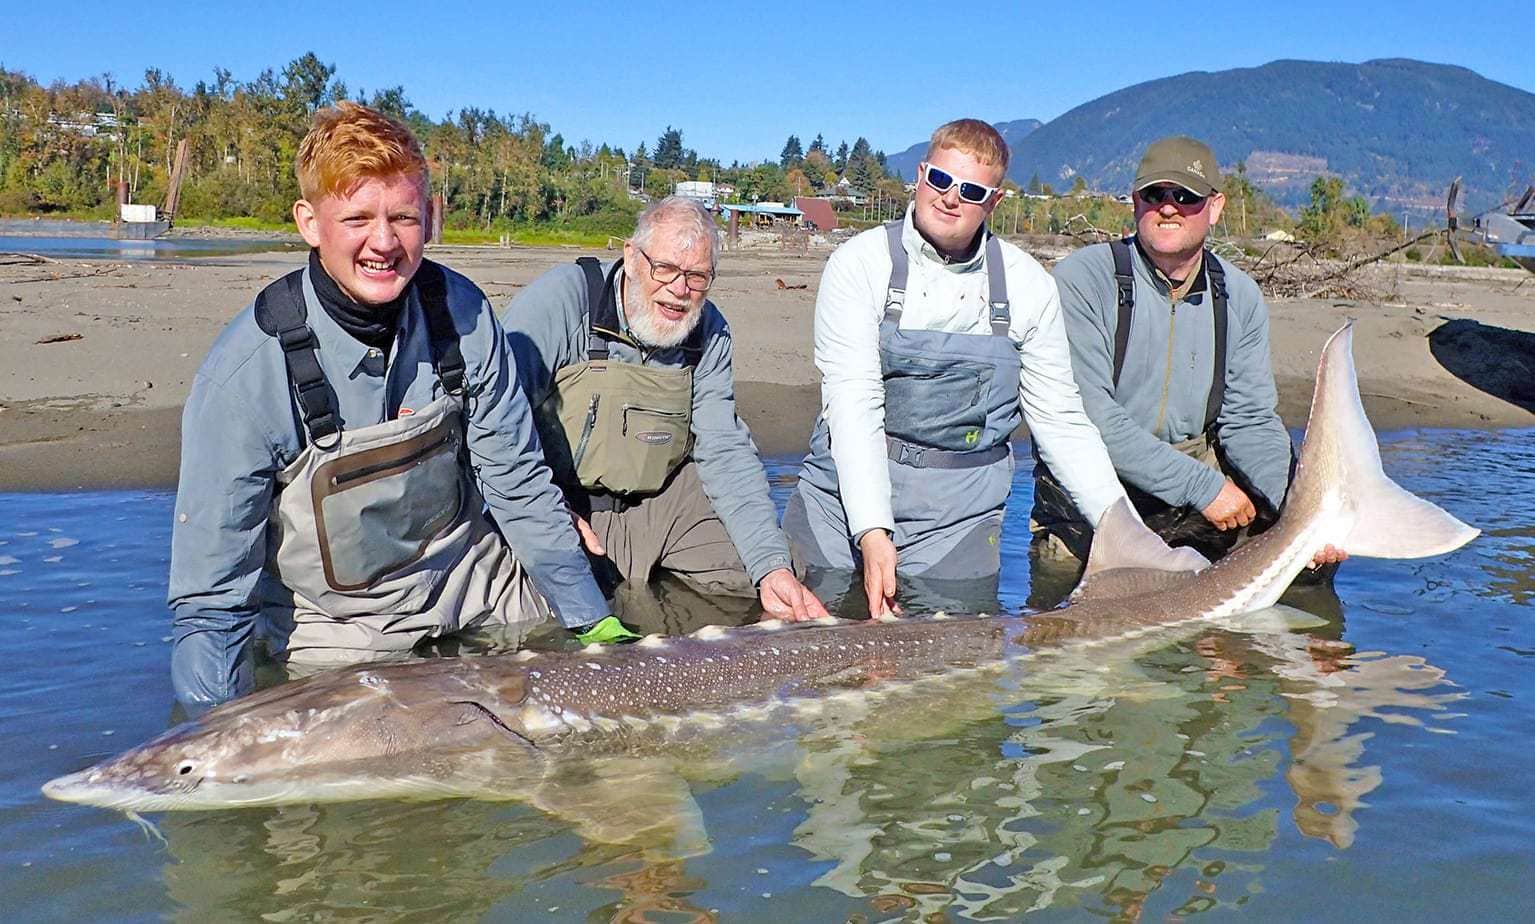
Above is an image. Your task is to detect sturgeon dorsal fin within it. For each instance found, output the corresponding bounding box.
[1070,499,1210,603]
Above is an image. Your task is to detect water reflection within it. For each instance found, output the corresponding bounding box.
[787,599,1461,920]
[144,595,1461,921]
[8,432,1526,921]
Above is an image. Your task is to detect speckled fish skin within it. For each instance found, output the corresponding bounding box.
[41,325,1480,812]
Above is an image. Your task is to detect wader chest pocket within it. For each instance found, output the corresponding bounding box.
[880,352,993,450]
[542,360,694,496]
[311,420,465,592]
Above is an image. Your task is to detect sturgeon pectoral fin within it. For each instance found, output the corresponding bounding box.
[530,757,710,859]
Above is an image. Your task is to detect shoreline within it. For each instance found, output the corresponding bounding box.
[4,245,1533,492]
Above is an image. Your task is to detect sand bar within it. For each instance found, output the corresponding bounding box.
[2,243,1532,491]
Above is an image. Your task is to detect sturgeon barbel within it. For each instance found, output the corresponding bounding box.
[43,325,1478,820]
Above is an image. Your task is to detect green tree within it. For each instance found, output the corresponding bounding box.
[653,126,684,169]
[779,134,803,168]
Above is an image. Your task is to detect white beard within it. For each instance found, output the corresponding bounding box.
[624,291,702,349]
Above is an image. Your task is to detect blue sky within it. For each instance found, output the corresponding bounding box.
[5,1,1532,163]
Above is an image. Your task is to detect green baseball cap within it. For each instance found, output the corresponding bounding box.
[1134,136,1222,196]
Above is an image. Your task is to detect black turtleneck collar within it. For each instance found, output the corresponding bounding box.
[307,249,405,351]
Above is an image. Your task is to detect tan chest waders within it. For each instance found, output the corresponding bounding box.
[535,258,698,498]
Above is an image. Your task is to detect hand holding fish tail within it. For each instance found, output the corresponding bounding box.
[1310,544,1348,568]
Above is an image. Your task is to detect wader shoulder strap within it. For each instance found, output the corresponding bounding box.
[414,260,465,397]
[983,232,1010,336]
[1204,250,1229,432]
[576,256,613,361]
[1110,237,1136,389]
[254,269,339,443]
[884,221,1010,336]
[575,256,702,367]
[882,220,907,323]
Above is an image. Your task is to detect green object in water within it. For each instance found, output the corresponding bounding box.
[573,616,641,645]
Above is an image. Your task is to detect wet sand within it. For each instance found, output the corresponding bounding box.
[2,243,1532,491]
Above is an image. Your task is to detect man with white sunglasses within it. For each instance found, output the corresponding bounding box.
[1032,135,1344,582]
[784,119,1127,617]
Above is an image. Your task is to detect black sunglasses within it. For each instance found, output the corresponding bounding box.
[920,162,999,204]
[1138,185,1207,207]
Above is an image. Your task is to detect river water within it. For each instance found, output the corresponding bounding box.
[1,431,1530,921]
[0,220,300,261]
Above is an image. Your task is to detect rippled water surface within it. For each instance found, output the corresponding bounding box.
[1,430,1530,921]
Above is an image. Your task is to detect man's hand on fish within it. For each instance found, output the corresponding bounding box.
[1202,479,1257,531]
[858,529,902,618]
[758,568,829,622]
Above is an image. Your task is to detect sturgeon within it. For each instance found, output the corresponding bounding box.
[43,325,1478,828]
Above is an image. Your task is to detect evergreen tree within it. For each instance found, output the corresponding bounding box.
[808,133,825,155]
[779,134,803,168]
[1026,173,1042,195]
[833,141,849,173]
[653,126,684,169]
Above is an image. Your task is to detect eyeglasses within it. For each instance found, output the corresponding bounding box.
[919,162,1000,205]
[636,246,713,292]
[1137,185,1208,208]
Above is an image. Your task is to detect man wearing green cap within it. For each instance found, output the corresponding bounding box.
[1030,135,1344,583]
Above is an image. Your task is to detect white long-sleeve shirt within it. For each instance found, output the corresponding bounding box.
[814,210,1127,539]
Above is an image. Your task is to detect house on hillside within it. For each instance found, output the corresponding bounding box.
[828,176,867,207]
[673,180,717,209]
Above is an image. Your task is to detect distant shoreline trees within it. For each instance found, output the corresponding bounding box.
[0,56,910,235]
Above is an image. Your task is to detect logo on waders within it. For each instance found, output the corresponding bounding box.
[964,429,980,446]
[635,431,674,445]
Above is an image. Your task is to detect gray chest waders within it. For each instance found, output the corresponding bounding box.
[254,263,509,627]
[534,258,700,508]
[788,221,1022,578]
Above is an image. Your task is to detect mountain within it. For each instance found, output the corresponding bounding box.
[885,118,1043,181]
[1005,59,1535,215]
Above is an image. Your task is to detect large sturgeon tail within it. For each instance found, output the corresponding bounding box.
[1292,324,1479,558]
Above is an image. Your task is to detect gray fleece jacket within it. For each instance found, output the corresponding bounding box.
[1051,240,1292,512]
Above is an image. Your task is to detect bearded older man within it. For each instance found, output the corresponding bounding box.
[502,197,827,629]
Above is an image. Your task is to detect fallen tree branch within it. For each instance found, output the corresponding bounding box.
[6,265,125,284]
[0,252,58,265]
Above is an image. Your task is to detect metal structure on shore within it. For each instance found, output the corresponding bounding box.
[114,139,189,240]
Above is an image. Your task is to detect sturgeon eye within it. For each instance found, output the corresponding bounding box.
[177,762,195,776]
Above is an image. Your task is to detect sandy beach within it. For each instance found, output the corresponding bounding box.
[2,241,1532,491]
